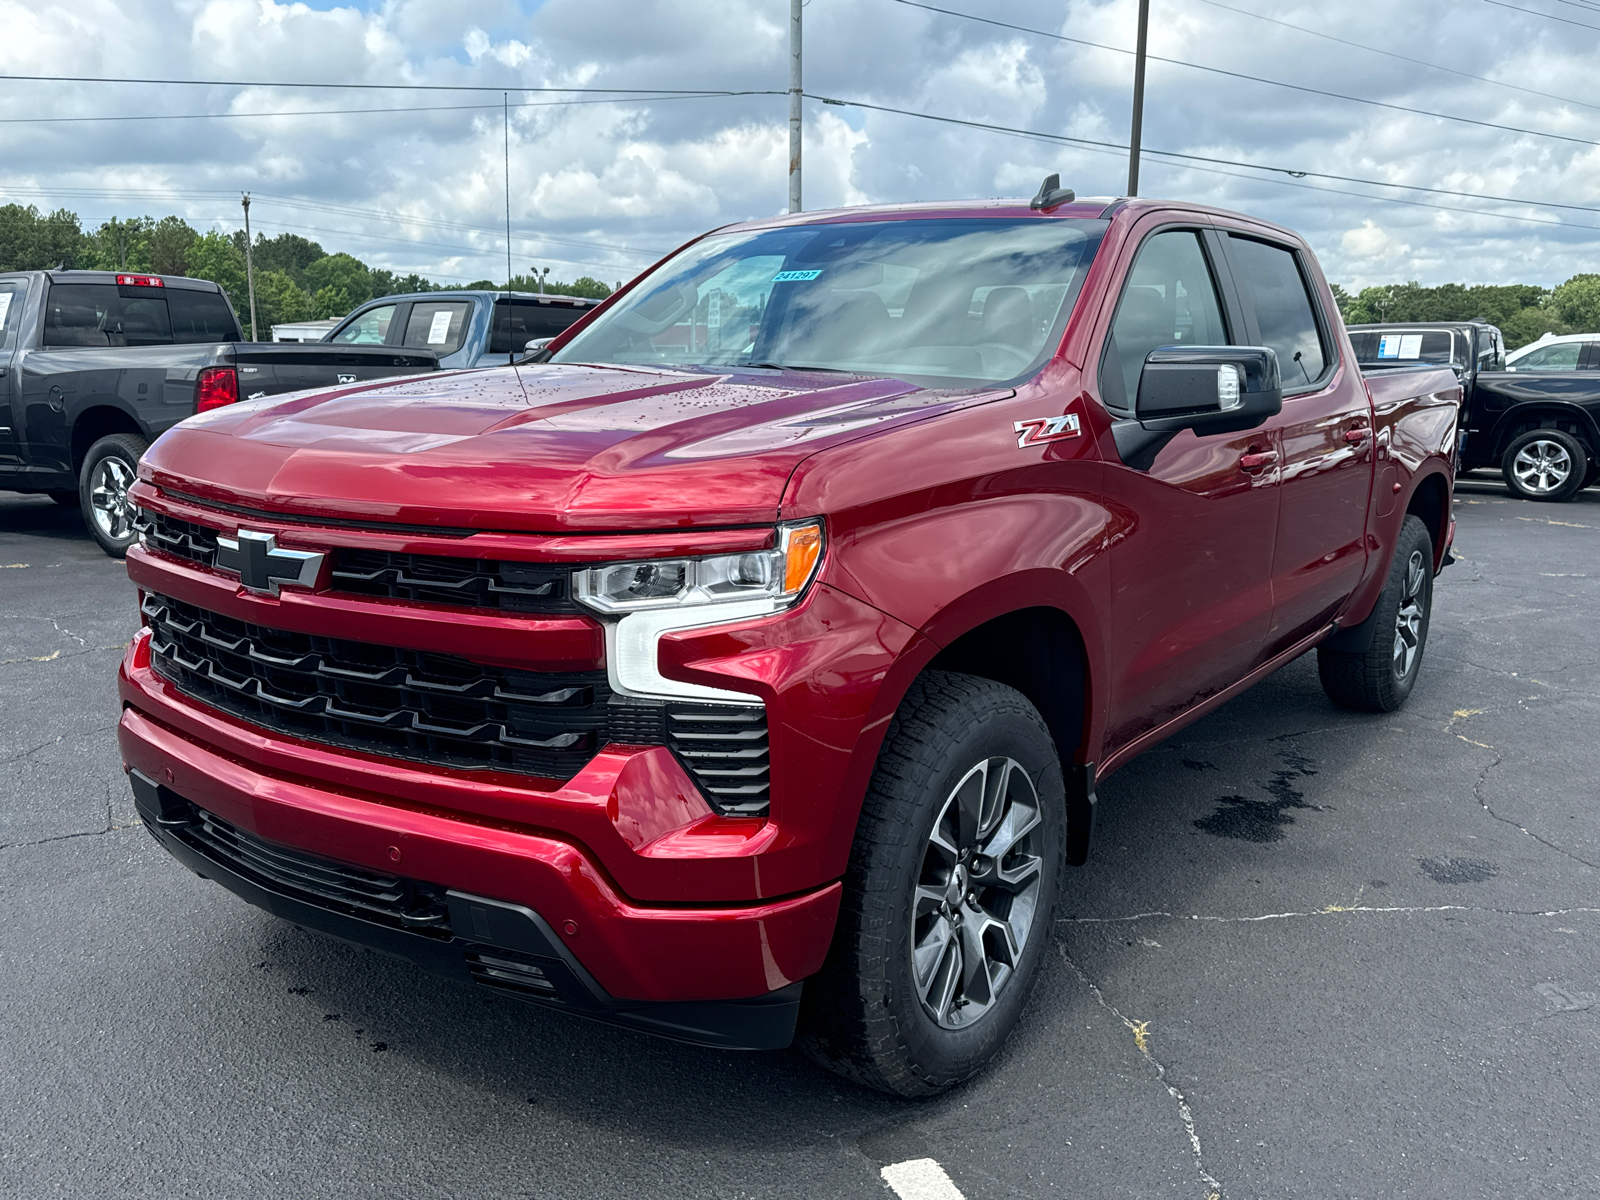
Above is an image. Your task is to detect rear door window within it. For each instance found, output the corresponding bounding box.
[402,301,472,355]
[1101,229,1229,411]
[0,281,22,350]
[42,284,173,347]
[1227,236,1328,388]
[331,304,397,345]
[167,289,241,343]
[489,300,590,354]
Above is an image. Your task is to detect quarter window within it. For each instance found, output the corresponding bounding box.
[0,282,21,349]
[1228,236,1327,387]
[1103,230,1228,410]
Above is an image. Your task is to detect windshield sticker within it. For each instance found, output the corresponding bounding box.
[0,292,11,329]
[426,310,453,344]
[1398,334,1423,359]
[771,270,822,282]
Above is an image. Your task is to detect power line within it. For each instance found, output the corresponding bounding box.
[806,94,1600,232]
[0,92,755,126]
[889,0,1600,150]
[1481,0,1600,28]
[0,73,782,96]
[1191,0,1600,113]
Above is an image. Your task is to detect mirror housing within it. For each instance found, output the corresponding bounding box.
[1135,345,1282,435]
[1112,345,1283,471]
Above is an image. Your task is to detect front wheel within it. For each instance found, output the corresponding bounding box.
[1502,428,1588,502]
[797,672,1065,1097]
[1318,514,1434,712]
[78,432,149,558]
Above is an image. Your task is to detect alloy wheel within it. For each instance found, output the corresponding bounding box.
[1393,549,1427,680]
[1512,438,1573,494]
[88,455,136,541]
[911,756,1044,1030]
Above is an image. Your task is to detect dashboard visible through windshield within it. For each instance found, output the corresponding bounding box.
[550,218,1109,387]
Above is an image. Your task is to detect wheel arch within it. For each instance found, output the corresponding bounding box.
[1404,468,1452,569]
[1487,402,1600,462]
[71,405,146,476]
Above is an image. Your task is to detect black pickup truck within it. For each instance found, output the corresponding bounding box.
[0,270,439,553]
[1349,319,1600,501]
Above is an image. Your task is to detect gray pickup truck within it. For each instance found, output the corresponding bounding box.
[0,270,438,555]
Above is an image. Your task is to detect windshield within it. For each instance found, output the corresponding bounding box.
[551,218,1109,386]
[1347,328,1461,368]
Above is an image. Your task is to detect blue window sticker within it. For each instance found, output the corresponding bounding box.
[772,269,822,282]
[1378,335,1399,359]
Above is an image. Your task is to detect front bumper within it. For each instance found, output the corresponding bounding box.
[128,768,803,1050]
[119,641,842,1038]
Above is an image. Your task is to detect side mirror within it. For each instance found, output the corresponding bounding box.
[1134,345,1282,435]
[524,337,552,353]
[1112,345,1283,470]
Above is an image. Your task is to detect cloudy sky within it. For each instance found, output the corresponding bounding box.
[3,0,1599,290]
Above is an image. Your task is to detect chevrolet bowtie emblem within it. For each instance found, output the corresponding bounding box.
[214,530,324,595]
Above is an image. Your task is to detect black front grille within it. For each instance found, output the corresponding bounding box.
[145,592,610,779]
[329,548,578,613]
[466,947,560,996]
[180,804,452,935]
[668,706,771,816]
[143,592,773,814]
[136,509,220,568]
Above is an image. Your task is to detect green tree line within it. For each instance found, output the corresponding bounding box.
[0,204,613,335]
[1333,278,1600,348]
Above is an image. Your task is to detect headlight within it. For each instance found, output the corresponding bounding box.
[574,520,824,614]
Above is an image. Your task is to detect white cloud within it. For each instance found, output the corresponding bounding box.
[1,0,1598,288]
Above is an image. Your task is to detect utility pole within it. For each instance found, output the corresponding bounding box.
[241,194,259,341]
[504,93,513,293]
[1127,0,1150,197]
[788,0,802,213]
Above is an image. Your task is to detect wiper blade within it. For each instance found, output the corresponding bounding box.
[735,360,853,373]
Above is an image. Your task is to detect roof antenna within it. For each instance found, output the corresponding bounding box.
[1030,174,1075,211]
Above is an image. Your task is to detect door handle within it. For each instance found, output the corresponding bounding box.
[1344,428,1371,443]
[1239,450,1278,471]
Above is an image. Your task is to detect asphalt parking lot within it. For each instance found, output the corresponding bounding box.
[2,476,1596,1200]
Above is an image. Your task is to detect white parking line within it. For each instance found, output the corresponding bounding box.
[880,1158,967,1200]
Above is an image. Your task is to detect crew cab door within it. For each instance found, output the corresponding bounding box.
[0,278,24,465]
[1215,229,1373,652]
[1093,222,1282,750]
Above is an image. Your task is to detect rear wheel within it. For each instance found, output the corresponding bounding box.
[1318,514,1434,712]
[797,672,1065,1097]
[78,432,148,558]
[1501,428,1587,502]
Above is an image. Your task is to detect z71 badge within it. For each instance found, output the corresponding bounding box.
[1013,413,1081,448]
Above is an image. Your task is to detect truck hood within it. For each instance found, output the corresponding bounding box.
[139,363,1008,532]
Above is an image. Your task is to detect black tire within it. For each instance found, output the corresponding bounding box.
[797,672,1065,1097]
[1501,428,1588,502]
[46,490,78,506]
[1318,514,1434,713]
[78,432,148,558]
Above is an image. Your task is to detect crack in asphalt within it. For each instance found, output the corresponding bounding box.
[1060,904,1600,925]
[0,724,120,765]
[0,641,128,667]
[1468,745,1600,871]
[0,821,139,853]
[1055,940,1225,1200]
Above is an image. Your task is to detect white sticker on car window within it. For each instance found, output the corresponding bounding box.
[0,292,12,329]
[1398,334,1423,359]
[426,310,453,344]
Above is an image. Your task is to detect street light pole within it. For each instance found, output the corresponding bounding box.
[241,193,259,341]
[1127,0,1150,197]
[788,0,802,213]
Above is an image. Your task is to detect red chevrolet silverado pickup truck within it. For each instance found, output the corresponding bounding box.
[117,184,1460,1096]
